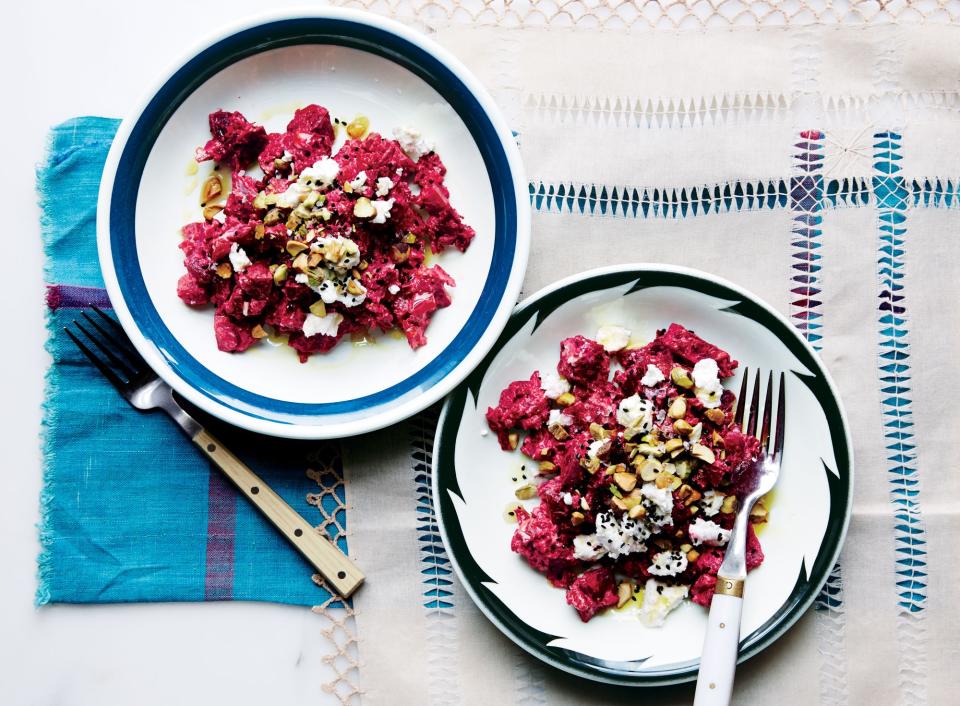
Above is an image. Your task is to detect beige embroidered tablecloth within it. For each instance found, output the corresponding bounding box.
[318,2,960,703]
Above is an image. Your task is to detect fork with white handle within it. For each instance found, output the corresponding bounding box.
[694,369,786,705]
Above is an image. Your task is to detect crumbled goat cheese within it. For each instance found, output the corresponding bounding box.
[639,579,688,627]
[540,370,571,399]
[596,324,631,352]
[228,243,251,272]
[689,517,731,546]
[648,550,689,577]
[393,126,434,161]
[302,312,343,338]
[640,364,666,387]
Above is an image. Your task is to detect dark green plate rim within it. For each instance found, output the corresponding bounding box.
[433,264,853,686]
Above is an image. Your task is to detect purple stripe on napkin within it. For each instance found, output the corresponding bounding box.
[204,469,237,600]
[46,284,111,310]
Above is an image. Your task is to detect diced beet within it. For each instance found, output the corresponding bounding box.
[510,505,579,587]
[485,372,550,450]
[176,273,210,306]
[557,336,610,386]
[213,314,256,352]
[565,566,619,622]
[195,110,268,172]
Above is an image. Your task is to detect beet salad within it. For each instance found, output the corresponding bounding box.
[486,323,767,625]
[176,105,476,362]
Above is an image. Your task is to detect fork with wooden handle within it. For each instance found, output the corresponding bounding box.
[693,370,786,705]
[65,307,364,598]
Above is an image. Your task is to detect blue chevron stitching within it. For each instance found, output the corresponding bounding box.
[873,132,926,614]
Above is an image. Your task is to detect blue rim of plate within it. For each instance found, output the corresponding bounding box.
[434,266,853,686]
[107,16,518,422]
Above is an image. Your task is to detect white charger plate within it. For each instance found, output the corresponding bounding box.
[97,8,529,438]
[434,264,853,686]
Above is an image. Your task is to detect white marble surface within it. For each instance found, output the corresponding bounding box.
[1,2,342,704]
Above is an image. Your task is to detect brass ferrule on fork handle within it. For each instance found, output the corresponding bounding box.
[714,576,745,598]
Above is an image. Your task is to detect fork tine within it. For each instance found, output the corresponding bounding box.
[733,367,750,427]
[746,368,761,438]
[91,305,124,335]
[80,311,140,378]
[760,371,773,452]
[773,372,786,460]
[74,319,137,381]
[65,327,126,391]
[90,306,143,361]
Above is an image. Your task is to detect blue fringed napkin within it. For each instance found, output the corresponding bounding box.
[37,117,346,606]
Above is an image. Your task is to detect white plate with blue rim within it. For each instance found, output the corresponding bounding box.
[433,264,853,686]
[97,7,529,439]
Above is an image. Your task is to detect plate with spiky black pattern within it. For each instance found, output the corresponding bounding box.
[432,264,853,686]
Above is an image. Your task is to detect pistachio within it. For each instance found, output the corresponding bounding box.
[668,397,687,419]
[687,549,700,563]
[251,324,268,339]
[606,463,627,477]
[538,461,557,474]
[273,264,288,285]
[215,262,232,279]
[633,443,661,458]
[674,459,693,480]
[664,438,685,454]
[200,174,222,204]
[571,511,585,527]
[674,419,694,435]
[252,192,268,210]
[614,472,637,493]
[654,472,671,490]
[628,504,646,520]
[580,456,601,474]
[403,232,417,244]
[309,300,327,317]
[690,443,716,464]
[346,279,365,296]
[307,252,323,267]
[713,430,724,446]
[670,366,694,389]
[705,408,726,424]
[617,582,633,609]
[285,240,309,257]
[390,243,410,263]
[202,204,223,221]
[589,422,611,440]
[680,543,692,553]
[580,497,590,511]
[677,484,703,506]
[689,422,703,444]
[611,497,628,512]
[254,224,265,240]
[346,115,370,139]
[353,197,376,218]
[689,505,700,514]
[641,433,659,445]
[637,458,662,482]
[263,208,282,226]
[358,260,369,271]
[721,495,738,514]
[750,500,768,520]
[548,423,570,441]
[556,392,576,407]
[507,432,519,450]
[292,253,309,271]
[515,483,537,500]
